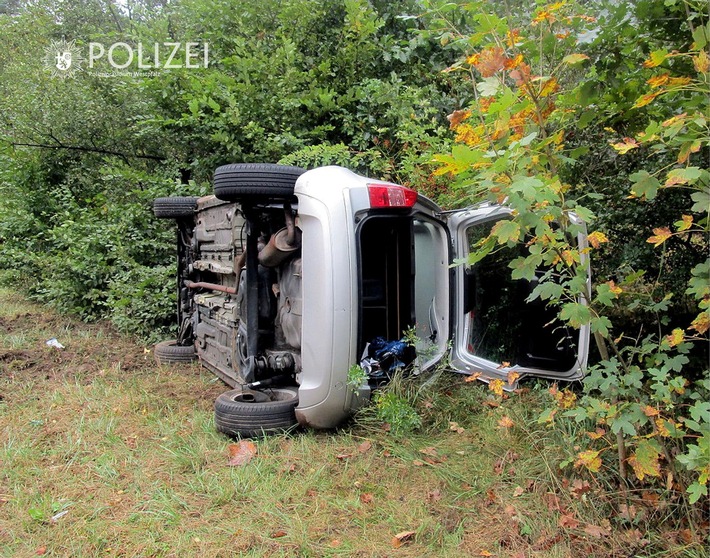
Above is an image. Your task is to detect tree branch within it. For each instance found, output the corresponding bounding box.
[9,141,165,162]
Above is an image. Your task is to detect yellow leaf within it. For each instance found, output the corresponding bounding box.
[646,226,672,247]
[628,441,662,482]
[575,450,602,473]
[563,53,590,65]
[665,328,684,347]
[587,231,609,249]
[662,113,687,127]
[633,91,662,108]
[694,50,710,73]
[488,378,505,396]
[674,214,693,231]
[607,280,623,295]
[667,77,692,87]
[655,418,671,438]
[646,74,670,88]
[465,371,483,383]
[587,427,606,440]
[610,137,639,154]
[642,405,660,417]
[507,370,520,385]
[498,416,515,429]
[690,311,710,334]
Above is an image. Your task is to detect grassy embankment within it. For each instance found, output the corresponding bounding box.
[0,289,704,557]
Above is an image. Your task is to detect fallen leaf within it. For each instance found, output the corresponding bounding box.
[543,492,563,512]
[478,550,494,557]
[498,416,515,429]
[392,530,416,548]
[358,440,372,454]
[559,514,580,529]
[465,372,482,383]
[506,370,520,384]
[36,547,47,556]
[336,452,354,460]
[412,459,425,467]
[419,446,439,457]
[583,523,611,538]
[427,489,442,502]
[483,399,500,408]
[570,479,592,499]
[449,421,465,433]
[227,440,257,467]
[271,530,288,538]
[329,539,342,548]
[360,493,374,504]
[513,486,525,497]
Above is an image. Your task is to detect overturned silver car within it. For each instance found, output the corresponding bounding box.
[154,164,589,436]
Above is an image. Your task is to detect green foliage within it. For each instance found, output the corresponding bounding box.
[426,0,709,516]
[0,0,455,337]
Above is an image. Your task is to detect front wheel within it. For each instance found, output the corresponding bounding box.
[214,387,299,437]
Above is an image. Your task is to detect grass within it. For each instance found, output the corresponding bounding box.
[0,288,706,557]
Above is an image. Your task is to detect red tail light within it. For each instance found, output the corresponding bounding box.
[367,183,418,208]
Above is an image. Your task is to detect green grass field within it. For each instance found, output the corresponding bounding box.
[0,289,705,557]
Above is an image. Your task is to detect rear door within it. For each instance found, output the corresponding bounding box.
[446,205,590,386]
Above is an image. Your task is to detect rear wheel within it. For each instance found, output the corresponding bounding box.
[154,340,197,364]
[214,387,299,437]
[213,163,305,202]
[153,196,199,219]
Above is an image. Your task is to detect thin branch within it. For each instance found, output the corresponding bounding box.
[9,141,165,162]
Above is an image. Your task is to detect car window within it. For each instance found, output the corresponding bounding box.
[464,220,578,372]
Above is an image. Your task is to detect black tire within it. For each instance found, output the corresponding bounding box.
[213,163,306,202]
[153,197,199,219]
[154,340,197,364]
[214,387,299,437]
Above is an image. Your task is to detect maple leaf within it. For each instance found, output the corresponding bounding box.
[227,440,257,466]
[646,73,670,88]
[559,514,581,529]
[646,226,672,247]
[633,91,662,108]
[674,214,693,231]
[574,449,602,473]
[498,416,515,429]
[474,46,507,77]
[563,53,590,65]
[694,49,710,73]
[447,109,471,130]
[642,405,660,417]
[690,311,710,334]
[358,440,372,454]
[628,440,662,481]
[587,231,609,249]
[489,378,505,396]
[583,522,611,538]
[506,370,520,385]
[665,328,684,347]
[570,479,592,499]
[610,137,639,154]
[449,421,465,434]
[392,530,416,548]
[586,427,606,440]
[360,493,374,504]
[464,371,483,383]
